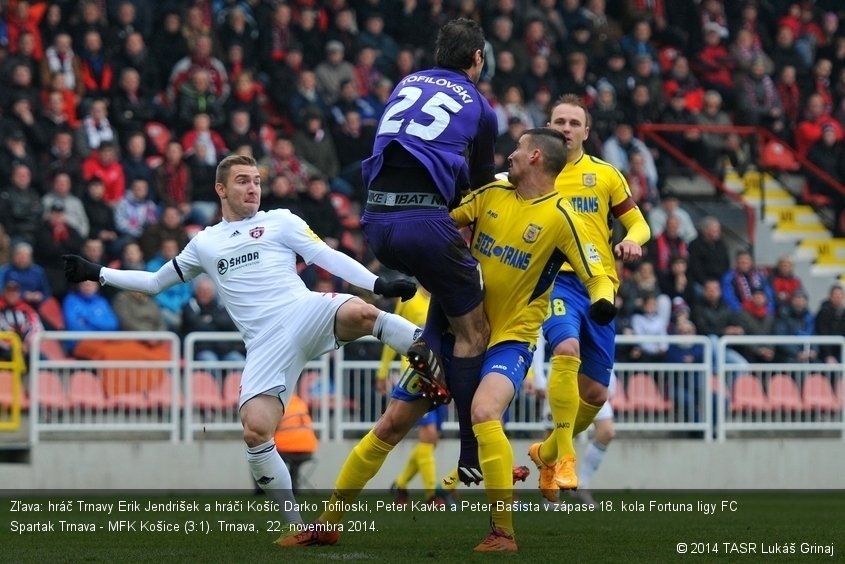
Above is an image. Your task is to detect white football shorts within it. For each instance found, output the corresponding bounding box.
[238,292,355,409]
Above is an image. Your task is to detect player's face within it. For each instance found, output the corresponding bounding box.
[217,164,261,220]
[548,103,589,157]
[507,134,535,185]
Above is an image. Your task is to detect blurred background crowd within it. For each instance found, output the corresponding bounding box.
[0,0,843,365]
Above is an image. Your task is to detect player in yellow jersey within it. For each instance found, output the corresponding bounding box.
[375,287,448,505]
[279,128,617,551]
[528,95,650,500]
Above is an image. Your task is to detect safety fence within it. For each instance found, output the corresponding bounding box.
[11,332,843,444]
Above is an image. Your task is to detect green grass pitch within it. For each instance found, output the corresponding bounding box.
[2,491,842,563]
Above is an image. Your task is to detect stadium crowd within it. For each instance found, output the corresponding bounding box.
[1,0,845,364]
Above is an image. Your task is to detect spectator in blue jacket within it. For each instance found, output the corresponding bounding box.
[62,279,119,354]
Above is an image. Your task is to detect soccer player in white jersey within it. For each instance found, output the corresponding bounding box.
[63,154,425,539]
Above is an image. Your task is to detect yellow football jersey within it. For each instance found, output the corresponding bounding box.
[451,181,610,348]
[376,291,429,378]
[555,152,638,289]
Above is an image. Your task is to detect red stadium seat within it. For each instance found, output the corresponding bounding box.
[191,371,225,411]
[37,371,69,411]
[730,374,770,413]
[109,392,148,411]
[767,374,803,412]
[802,374,841,413]
[223,371,242,410]
[147,374,182,410]
[609,380,630,412]
[0,370,29,410]
[68,371,109,410]
[625,374,672,412]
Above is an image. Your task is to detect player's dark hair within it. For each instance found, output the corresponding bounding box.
[524,128,568,175]
[435,18,485,71]
[553,93,592,127]
[216,154,257,185]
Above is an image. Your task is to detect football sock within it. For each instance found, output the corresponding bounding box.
[246,440,302,524]
[539,355,580,464]
[320,430,393,524]
[474,420,514,535]
[579,440,607,489]
[394,444,420,489]
[448,355,484,469]
[415,442,436,498]
[373,311,418,354]
[573,397,603,436]
[440,468,460,492]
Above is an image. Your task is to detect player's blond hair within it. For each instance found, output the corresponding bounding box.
[553,94,592,127]
[215,154,258,186]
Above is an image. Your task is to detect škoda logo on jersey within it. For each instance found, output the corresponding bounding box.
[249,226,265,239]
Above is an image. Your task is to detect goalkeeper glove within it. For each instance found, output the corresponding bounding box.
[374,277,416,302]
[588,298,618,326]
[63,254,103,284]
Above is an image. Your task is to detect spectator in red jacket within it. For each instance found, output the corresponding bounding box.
[794,93,843,156]
[81,141,125,206]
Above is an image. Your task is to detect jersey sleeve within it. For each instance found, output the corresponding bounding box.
[554,198,614,303]
[606,164,651,246]
[172,237,205,283]
[467,102,498,188]
[450,185,486,228]
[274,209,330,264]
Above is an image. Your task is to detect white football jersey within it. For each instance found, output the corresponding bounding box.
[175,209,328,346]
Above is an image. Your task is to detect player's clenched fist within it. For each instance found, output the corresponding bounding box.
[63,254,103,284]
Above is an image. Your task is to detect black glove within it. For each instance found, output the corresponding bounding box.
[589,298,618,326]
[374,277,417,302]
[63,254,103,284]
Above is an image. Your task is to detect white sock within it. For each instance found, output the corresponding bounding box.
[246,439,303,524]
[578,441,607,489]
[373,311,419,353]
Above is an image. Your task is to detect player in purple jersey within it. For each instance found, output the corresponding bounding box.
[360,18,498,485]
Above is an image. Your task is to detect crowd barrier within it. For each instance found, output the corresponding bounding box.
[14,332,843,444]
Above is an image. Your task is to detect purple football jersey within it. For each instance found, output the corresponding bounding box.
[362,67,498,205]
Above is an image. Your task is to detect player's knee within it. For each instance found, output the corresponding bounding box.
[470,402,497,425]
[242,425,273,448]
[553,338,580,358]
[595,423,615,445]
[417,425,438,444]
[581,383,608,406]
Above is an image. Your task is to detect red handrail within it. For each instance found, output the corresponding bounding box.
[637,123,757,245]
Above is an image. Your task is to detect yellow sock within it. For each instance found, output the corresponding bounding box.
[474,420,514,535]
[416,442,436,498]
[320,430,393,524]
[441,467,460,492]
[538,355,580,463]
[394,444,420,489]
[573,397,603,436]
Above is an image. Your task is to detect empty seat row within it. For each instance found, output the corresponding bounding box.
[731,374,843,413]
[0,371,243,412]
